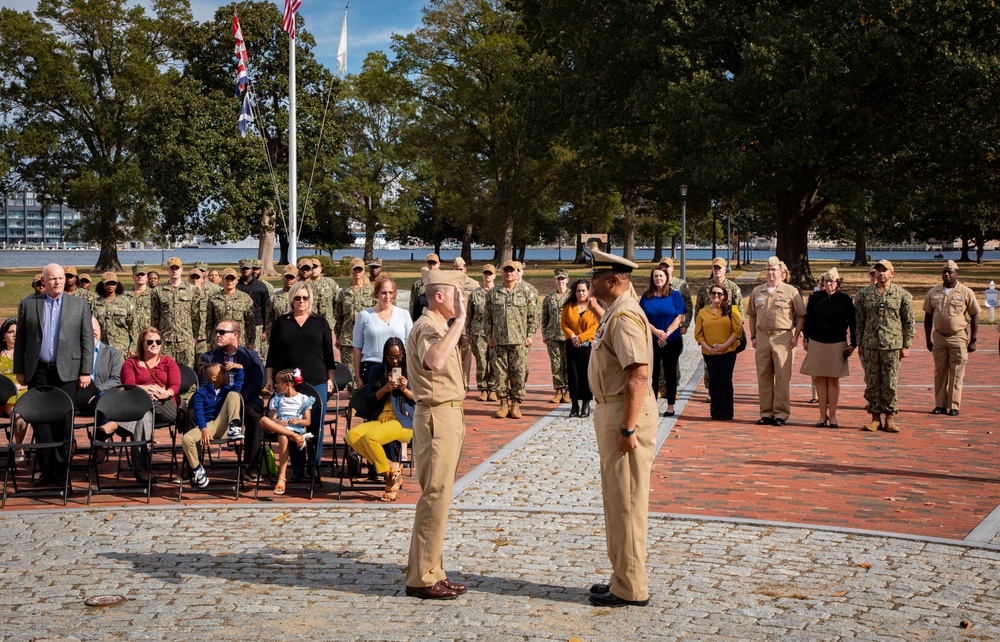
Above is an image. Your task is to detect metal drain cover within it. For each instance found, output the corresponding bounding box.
[84,595,127,607]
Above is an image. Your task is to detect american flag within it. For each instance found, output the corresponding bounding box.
[282,0,302,39]
[233,15,248,95]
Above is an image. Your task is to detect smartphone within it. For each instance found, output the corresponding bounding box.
[391,367,402,383]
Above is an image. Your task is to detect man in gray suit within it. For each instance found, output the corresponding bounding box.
[78,316,123,415]
[14,263,95,485]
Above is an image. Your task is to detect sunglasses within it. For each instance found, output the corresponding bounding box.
[293,295,310,302]
[32,281,42,287]
[710,291,726,298]
[80,279,91,285]
[283,275,297,280]
[240,267,251,270]
[299,265,312,270]
[189,275,202,280]
[146,339,162,346]
[104,281,116,287]
[224,276,236,281]
[215,329,234,336]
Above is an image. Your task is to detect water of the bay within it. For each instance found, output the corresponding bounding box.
[0,247,995,269]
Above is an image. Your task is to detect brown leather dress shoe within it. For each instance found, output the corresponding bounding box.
[440,578,467,594]
[405,580,459,600]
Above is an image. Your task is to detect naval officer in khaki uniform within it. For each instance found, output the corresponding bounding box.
[586,249,658,608]
[746,257,806,425]
[404,267,470,600]
[923,260,979,416]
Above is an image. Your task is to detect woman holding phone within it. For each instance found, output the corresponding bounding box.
[345,337,415,502]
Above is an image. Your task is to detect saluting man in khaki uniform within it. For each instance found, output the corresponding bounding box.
[746,256,806,425]
[404,267,470,601]
[586,249,658,608]
[923,260,979,416]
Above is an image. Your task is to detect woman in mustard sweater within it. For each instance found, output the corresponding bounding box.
[560,279,601,417]
[694,284,743,420]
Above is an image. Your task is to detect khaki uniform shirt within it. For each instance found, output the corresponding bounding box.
[406,309,465,404]
[587,291,654,399]
[854,283,915,350]
[923,282,980,335]
[746,282,806,332]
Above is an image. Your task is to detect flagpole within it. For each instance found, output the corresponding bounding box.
[288,35,298,266]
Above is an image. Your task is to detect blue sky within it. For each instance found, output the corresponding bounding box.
[0,0,428,75]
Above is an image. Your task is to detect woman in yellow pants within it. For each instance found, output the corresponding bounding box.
[346,337,415,501]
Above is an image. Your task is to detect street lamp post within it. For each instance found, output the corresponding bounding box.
[726,212,732,273]
[680,185,688,281]
[711,202,717,259]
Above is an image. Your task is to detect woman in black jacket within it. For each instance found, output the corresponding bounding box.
[800,268,857,427]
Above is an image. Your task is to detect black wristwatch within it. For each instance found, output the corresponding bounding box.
[619,427,635,437]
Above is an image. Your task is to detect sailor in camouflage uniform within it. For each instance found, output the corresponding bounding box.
[91,271,136,356]
[64,266,95,308]
[188,267,211,357]
[265,265,298,345]
[334,258,375,382]
[150,257,200,368]
[206,268,257,352]
[453,257,481,389]
[126,262,152,354]
[854,259,914,433]
[541,268,572,403]
[307,258,339,337]
[466,264,497,401]
[409,253,440,320]
[196,262,222,297]
[485,260,539,419]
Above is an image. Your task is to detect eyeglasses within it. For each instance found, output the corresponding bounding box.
[215,329,234,336]
[293,295,310,302]
[710,291,725,298]
[146,339,162,346]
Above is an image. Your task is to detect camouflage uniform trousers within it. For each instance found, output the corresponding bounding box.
[494,343,529,402]
[254,324,265,357]
[862,348,901,416]
[339,340,357,384]
[472,335,494,392]
[163,339,196,370]
[546,339,568,390]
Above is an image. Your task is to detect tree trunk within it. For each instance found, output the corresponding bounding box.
[620,194,638,262]
[493,212,514,265]
[775,187,829,289]
[461,221,473,264]
[959,236,972,262]
[278,230,289,265]
[670,235,677,259]
[852,226,868,266]
[94,238,122,272]
[363,196,376,262]
[652,228,664,263]
[258,204,277,275]
[975,236,985,265]
[574,214,586,263]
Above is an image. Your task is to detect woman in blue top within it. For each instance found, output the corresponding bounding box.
[639,267,686,416]
[351,275,413,390]
[345,336,415,502]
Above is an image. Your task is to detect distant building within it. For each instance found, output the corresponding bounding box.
[1,191,83,248]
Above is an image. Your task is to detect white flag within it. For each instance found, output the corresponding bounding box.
[336,11,348,75]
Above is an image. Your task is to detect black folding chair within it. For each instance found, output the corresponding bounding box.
[86,387,155,504]
[3,386,75,507]
[323,362,354,475]
[152,363,199,480]
[337,387,379,499]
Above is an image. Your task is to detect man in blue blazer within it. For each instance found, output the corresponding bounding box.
[14,263,95,485]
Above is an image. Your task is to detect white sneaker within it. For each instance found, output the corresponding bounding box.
[192,465,209,488]
[226,425,244,440]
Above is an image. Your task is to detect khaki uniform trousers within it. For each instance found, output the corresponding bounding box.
[593,392,657,602]
[406,404,465,587]
[754,330,794,420]
[933,330,968,411]
[459,334,472,390]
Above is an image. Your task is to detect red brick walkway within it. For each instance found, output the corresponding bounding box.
[651,342,1000,540]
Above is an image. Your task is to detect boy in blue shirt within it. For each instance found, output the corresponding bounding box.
[182,362,244,488]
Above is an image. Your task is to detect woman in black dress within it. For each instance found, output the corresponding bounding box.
[800,268,856,427]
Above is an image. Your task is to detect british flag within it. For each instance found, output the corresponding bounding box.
[282,0,302,39]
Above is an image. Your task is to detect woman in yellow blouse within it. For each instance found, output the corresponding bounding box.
[560,279,601,417]
[1,318,29,463]
[694,285,743,420]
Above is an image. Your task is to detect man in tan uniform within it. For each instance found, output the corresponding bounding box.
[404,267,469,600]
[924,260,979,416]
[586,249,657,608]
[746,256,806,425]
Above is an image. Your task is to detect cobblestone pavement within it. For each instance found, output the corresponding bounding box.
[3,288,1000,639]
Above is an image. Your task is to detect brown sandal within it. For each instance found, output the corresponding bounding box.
[379,467,402,502]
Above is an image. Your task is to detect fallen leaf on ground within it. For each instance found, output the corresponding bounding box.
[832,590,848,597]
[274,514,289,521]
[858,563,872,569]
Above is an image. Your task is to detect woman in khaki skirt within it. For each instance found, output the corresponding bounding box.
[800,268,856,427]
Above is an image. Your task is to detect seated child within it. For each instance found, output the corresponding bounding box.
[260,368,315,495]
[182,361,244,489]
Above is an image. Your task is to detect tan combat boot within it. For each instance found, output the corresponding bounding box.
[495,399,510,419]
[487,391,498,402]
[884,415,900,433]
[863,414,881,432]
[561,389,571,403]
[478,390,489,402]
[510,402,522,419]
[550,391,562,404]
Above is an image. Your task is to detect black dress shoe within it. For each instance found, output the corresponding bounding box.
[931,407,946,414]
[663,410,674,417]
[588,591,649,607]
[773,418,786,426]
[405,580,459,600]
[569,401,580,417]
[440,578,467,594]
[756,417,774,425]
[590,583,610,594]
[948,409,960,416]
